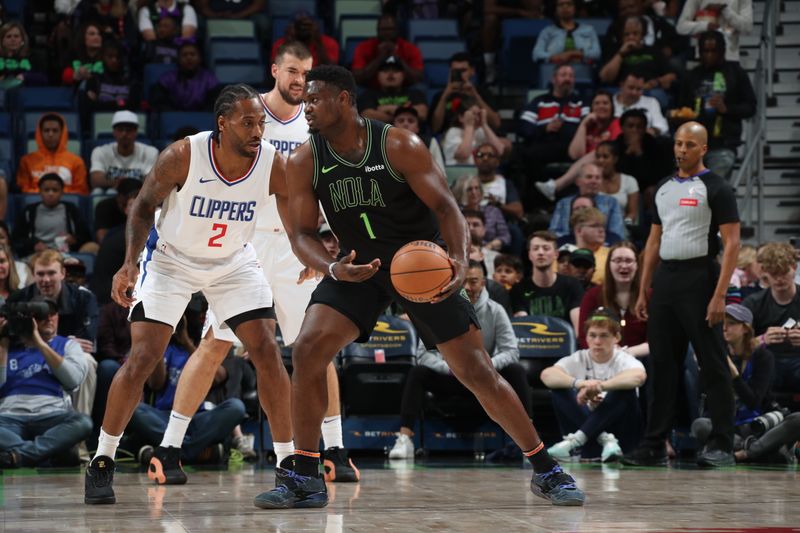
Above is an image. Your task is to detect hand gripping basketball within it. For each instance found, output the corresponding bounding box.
[390,241,460,303]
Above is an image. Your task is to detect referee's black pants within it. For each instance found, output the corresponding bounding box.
[643,258,735,452]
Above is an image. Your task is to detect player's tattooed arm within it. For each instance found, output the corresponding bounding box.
[386,127,469,301]
[111,140,189,307]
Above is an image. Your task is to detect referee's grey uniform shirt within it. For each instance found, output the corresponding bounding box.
[653,169,739,260]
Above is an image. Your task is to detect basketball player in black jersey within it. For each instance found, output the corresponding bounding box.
[253,66,585,510]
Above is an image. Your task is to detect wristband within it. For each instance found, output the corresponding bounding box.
[328,262,339,281]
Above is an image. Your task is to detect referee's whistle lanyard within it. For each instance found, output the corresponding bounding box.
[672,168,711,181]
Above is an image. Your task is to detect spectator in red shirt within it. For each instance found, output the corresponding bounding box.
[352,14,423,88]
[270,11,339,67]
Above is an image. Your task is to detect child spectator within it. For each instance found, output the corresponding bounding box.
[143,16,180,64]
[493,254,523,292]
[16,113,89,194]
[443,100,510,165]
[82,40,140,114]
[11,174,92,257]
[540,307,646,461]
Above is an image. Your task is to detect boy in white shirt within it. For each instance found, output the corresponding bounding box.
[541,307,646,461]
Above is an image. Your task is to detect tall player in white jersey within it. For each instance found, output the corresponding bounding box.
[152,42,360,485]
[85,85,295,505]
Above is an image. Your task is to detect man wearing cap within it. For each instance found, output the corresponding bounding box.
[358,56,428,124]
[623,121,740,468]
[352,13,424,88]
[0,295,93,468]
[569,249,597,290]
[89,110,159,194]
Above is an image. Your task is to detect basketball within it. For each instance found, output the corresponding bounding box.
[390,241,454,303]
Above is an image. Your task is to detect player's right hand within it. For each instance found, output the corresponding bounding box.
[112,262,139,308]
[332,250,380,282]
[634,293,649,321]
[297,266,323,284]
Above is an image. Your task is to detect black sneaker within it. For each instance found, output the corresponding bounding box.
[696,448,735,468]
[254,467,328,509]
[85,456,116,504]
[148,446,187,485]
[138,445,155,468]
[621,446,669,467]
[323,447,360,483]
[530,464,585,506]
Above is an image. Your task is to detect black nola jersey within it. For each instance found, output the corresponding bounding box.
[309,118,440,267]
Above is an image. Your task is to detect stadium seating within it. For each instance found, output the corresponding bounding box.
[270,0,317,16]
[92,112,147,139]
[340,17,379,49]
[498,18,551,87]
[18,86,75,111]
[335,0,382,28]
[143,63,177,100]
[407,19,459,43]
[205,19,255,40]
[424,60,451,89]
[214,62,265,86]
[208,39,262,67]
[158,112,214,141]
[341,315,417,415]
[416,39,466,61]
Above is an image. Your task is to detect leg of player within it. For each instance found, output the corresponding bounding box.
[147,333,233,486]
[438,325,586,507]
[253,304,360,509]
[231,318,293,458]
[321,362,360,483]
[85,321,174,505]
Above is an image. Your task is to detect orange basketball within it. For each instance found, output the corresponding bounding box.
[390,241,453,303]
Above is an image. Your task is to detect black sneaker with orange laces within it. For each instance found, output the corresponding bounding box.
[148,446,187,485]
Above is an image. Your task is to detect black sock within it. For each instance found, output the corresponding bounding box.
[293,451,321,477]
[525,445,557,473]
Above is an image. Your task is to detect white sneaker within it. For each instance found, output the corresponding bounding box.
[535,179,556,202]
[547,433,582,460]
[233,434,257,461]
[388,433,415,459]
[598,432,622,463]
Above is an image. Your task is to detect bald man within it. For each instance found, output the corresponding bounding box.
[622,122,741,468]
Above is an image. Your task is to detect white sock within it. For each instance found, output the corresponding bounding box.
[94,428,123,461]
[273,440,295,466]
[321,415,344,450]
[572,430,588,446]
[159,410,192,449]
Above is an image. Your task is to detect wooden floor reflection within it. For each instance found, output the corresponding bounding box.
[1,460,798,532]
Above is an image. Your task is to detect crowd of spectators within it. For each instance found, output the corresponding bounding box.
[0,0,795,468]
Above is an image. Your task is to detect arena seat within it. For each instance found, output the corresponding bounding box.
[205,19,255,40]
[407,19,459,43]
[497,19,551,87]
[416,39,466,61]
[424,60,451,89]
[341,315,417,415]
[19,86,75,111]
[335,0,382,28]
[209,39,262,67]
[143,63,177,100]
[339,17,379,48]
[214,62,264,86]
[92,112,147,139]
[270,0,317,16]
[158,112,214,141]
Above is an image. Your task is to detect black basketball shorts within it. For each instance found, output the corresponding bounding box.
[308,269,480,349]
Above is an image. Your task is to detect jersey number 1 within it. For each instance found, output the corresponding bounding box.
[208,223,227,247]
[360,212,376,240]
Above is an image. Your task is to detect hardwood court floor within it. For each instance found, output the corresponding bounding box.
[1,460,798,532]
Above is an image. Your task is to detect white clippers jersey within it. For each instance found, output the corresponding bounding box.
[257,97,309,233]
[155,131,275,259]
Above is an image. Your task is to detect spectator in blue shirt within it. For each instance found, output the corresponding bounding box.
[533,0,601,64]
[549,163,625,239]
[0,297,92,467]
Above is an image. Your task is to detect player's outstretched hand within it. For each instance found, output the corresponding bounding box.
[112,262,139,308]
[332,250,380,282]
[297,266,323,284]
[431,257,467,304]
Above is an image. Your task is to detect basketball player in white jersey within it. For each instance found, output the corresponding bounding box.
[85,85,294,505]
[151,42,360,485]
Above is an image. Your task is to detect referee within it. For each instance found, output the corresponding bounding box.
[622,122,740,467]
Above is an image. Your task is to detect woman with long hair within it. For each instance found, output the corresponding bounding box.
[0,21,46,87]
[578,241,648,356]
[61,22,104,86]
[0,242,21,303]
[692,304,800,463]
[595,141,639,224]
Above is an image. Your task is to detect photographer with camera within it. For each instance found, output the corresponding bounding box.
[8,250,99,421]
[691,304,800,463]
[0,297,92,467]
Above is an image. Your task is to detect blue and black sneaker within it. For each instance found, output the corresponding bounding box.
[530,464,585,506]
[254,467,328,509]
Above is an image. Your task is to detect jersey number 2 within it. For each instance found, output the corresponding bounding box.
[208,223,227,247]
[359,212,376,239]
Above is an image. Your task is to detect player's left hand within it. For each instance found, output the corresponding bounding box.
[706,294,725,327]
[430,257,467,304]
[297,266,323,284]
